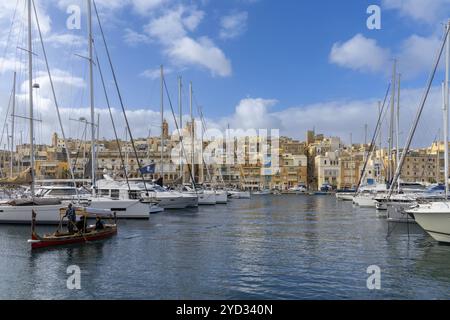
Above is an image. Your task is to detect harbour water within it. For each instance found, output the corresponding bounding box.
[1,195,450,300]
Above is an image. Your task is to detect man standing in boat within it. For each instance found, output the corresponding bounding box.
[64,204,76,234]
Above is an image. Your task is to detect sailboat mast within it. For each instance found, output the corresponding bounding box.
[377,101,382,182]
[388,59,397,185]
[178,76,183,184]
[190,81,195,184]
[87,0,96,193]
[10,71,16,178]
[445,20,450,198]
[396,73,401,192]
[200,106,204,184]
[27,0,35,197]
[160,65,164,181]
[349,133,353,188]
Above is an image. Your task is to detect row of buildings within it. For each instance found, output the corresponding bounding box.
[0,128,447,191]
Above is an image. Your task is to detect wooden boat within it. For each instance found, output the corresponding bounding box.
[28,207,117,249]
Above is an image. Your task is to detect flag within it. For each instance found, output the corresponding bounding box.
[139,164,156,175]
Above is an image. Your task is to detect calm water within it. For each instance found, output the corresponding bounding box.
[0,195,449,300]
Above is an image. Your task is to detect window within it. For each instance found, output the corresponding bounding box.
[99,189,109,197]
[111,189,120,199]
[128,190,140,199]
[48,189,77,196]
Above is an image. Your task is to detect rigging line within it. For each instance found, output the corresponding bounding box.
[389,25,450,198]
[0,0,20,73]
[92,0,149,194]
[31,0,79,200]
[95,49,131,191]
[162,76,197,191]
[355,83,391,194]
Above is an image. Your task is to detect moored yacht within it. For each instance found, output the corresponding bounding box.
[406,202,450,243]
[228,190,251,199]
[181,185,216,205]
[136,182,198,209]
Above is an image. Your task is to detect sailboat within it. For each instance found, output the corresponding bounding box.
[353,64,399,208]
[403,20,450,243]
[71,0,159,218]
[0,0,65,224]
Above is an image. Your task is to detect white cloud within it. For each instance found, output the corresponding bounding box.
[44,33,85,48]
[212,86,443,148]
[167,36,232,77]
[144,6,194,42]
[140,66,173,79]
[398,34,443,78]
[220,11,248,40]
[227,98,279,129]
[329,32,447,79]
[131,0,169,15]
[143,5,232,77]
[382,0,450,24]
[329,34,391,74]
[0,57,24,74]
[123,28,152,46]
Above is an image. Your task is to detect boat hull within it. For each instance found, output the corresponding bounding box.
[336,193,354,201]
[30,227,117,249]
[198,192,216,205]
[0,204,67,225]
[228,191,251,199]
[215,191,228,204]
[353,195,376,207]
[407,203,450,243]
[88,199,151,219]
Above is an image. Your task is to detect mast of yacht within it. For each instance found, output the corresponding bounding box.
[349,133,353,189]
[27,0,35,197]
[10,72,16,178]
[199,106,205,184]
[445,20,450,199]
[377,101,382,183]
[178,76,183,184]
[87,0,96,195]
[190,81,195,185]
[160,65,164,182]
[396,73,402,192]
[388,59,397,186]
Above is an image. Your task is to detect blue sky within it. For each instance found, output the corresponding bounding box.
[0,0,450,145]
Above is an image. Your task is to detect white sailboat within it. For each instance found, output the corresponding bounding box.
[0,0,66,224]
[404,21,450,243]
[87,0,161,219]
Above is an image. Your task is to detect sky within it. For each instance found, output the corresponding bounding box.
[0,0,450,148]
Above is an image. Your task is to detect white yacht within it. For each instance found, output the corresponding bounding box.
[335,192,355,201]
[136,182,198,209]
[181,186,216,205]
[353,184,388,208]
[214,190,228,204]
[406,202,450,243]
[252,189,271,196]
[0,183,163,224]
[0,198,66,224]
[228,190,251,199]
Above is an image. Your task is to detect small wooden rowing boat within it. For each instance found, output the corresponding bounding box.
[28,207,117,249]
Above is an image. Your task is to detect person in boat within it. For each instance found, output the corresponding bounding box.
[95,216,104,231]
[76,216,87,234]
[64,203,76,234]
